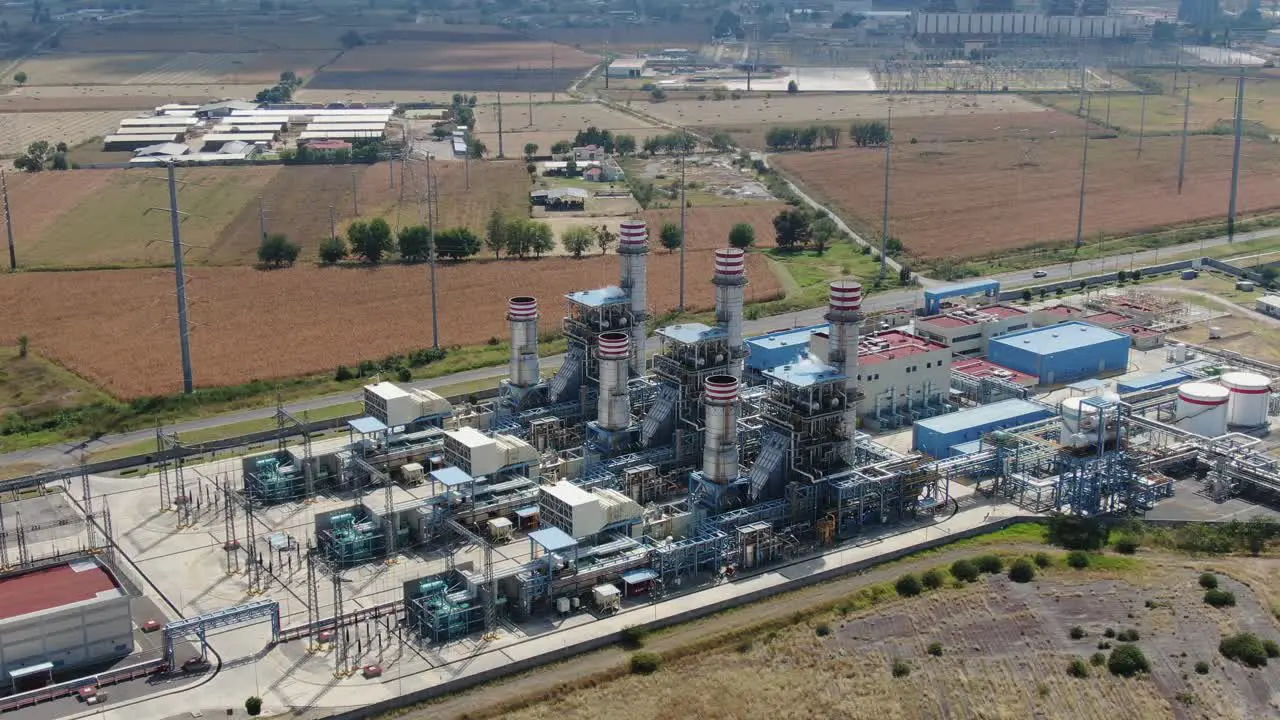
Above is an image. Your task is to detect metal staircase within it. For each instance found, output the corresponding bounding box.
[748,433,788,501]
[640,383,678,447]
[547,344,585,404]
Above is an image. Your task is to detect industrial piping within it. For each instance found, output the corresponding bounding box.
[825,280,864,442]
[596,331,632,431]
[702,375,740,484]
[713,248,748,378]
[507,296,540,388]
[618,219,649,375]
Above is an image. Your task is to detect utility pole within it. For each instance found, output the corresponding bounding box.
[388,157,395,189]
[426,153,439,349]
[497,90,505,159]
[551,47,556,102]
[678,137,687,311]
[166,162,194,394]
[1137,92,1147,158]
[1177,79,1191,195]
[464,133,471,190]
[1227,71,1246,242]
[258,195,267,241]
[351,171,359,216]
[1075,93,1092,251]
[2,170,14,271]
[328,204,336,240]
[528,91,534,127]
[879,105,892,280]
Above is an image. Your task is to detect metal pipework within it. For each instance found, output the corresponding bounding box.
[596,332,632,431]
[618,219,649,375]
[507,296,540,388]
[702,375,740,484]
[713,248,748,377]
[824,280,864,439]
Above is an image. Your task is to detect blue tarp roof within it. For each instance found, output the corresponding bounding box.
[430,466,474,487]
[621,568,659,584]
[348,416,388,434]
[658,322,726,345]
[529,526,578,553]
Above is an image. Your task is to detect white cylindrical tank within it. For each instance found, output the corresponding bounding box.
[507,296,540,387]
[1220,371,1271,427]
[596,332,632,431]
[702,375,740,484]
[1060,397,1093,448]
[1176,382,1230,438]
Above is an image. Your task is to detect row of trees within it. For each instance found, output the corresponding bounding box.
[12,140,68,172]
[642,131,698,156]
[258,217,486,267]
[255,71,302,104]
[764,125,844,151]
[484,211,557,259]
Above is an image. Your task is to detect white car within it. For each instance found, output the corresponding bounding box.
[1032,270,1048,279]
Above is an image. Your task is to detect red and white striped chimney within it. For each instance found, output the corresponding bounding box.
[507,296,539,388]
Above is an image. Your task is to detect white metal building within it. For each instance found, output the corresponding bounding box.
[847,329,953,427]
[914,304,1032,356]
[119,117,199,128]
[912,13,1136,38]
[1255,294,1280,319]
[0,559,133,691]
[606,58,648,78]
[299,130,385,141]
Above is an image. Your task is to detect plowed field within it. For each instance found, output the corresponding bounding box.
[774,134,1280,261]
[641,204,787,251]
[0,252,782,397]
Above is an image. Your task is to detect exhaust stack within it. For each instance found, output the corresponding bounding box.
[618,219,649,375]
[596,332,632,431]
[702,375,740,484]
[507,296,540,388]
[713,248,748,377]
[824,280,864,439]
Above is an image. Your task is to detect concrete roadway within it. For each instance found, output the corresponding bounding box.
[2,225,1275,474]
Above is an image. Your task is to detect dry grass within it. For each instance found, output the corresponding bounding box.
[0,110,139,156]
[0,83,266,112]
[0,252,782,397]
[641,204,787,251]
[471,101,664,158]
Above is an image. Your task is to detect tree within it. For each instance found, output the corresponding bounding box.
[659,221,682,253]
[1047,515,1109,550]
[810,216,839,254]
[728,223,755,249]
[1107,644,1150,677]
[650,87,667,102]
[710,131,735,152]
[528,221,555,257]
[318,236,347,264]
[347,217,393,264]
[340,29,365,48]
[435,227,481,259]
[17,335,28,358]
[898,265,912,285]
[12,71,25,86]
[562,226,595,258]
[257,233,299,267]
[485,210,507,259]
[523,142,539,159]
[850,120,890,147]
[397,224,433,263]
[615,134,637,156]
[468,139,487,159]
[786,79,799,94]
[595,225,617,255]
[503,218,532,258]
[13,140,53,172]
[772,208,812,250]
[551,140,573,155]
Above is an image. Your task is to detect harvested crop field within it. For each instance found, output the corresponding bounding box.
[496,556,1280,720]
[13,51,335,86]
[472,102,664,158]
[57,23,348,53]
[774,134,1280,261]
[0,253,782,397]
[641,204,788,251]
[0,110,138,156]
[0,84,268,113]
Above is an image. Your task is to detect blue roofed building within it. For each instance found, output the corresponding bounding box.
[913,398,1054,458]
[987,321,1131,385]
[745,325,825,375]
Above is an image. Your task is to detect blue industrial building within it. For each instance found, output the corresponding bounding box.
[987,321,1131,385]
[923,278,1000,315]
[1116,368,1193,395]
[913,398,1054,458]
[744,324,825,374]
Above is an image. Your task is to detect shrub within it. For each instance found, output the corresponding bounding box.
[1090,652,1107,667]
[1070,626,1086,640]
[318,236,348,264]
[975,555,1004,574]
[1198,573,1218,590]
[1117,629,1140,642]
[950,558,979,583]
[927,641,943,657]
[1098,641,1112,650]
[895,573,923,597]
[1114,537,1140,555]
[1108,644,1150,677]
[245,697,263,717]
[1264,639,1280,658]
[1066,551,1090,569]
[891,659,911,677]
[1204,589,1237,608]
[1104,628,1116,638]
[1067,658,1090,678]
[334,365,355,381]
[1008,558,1036,583]
[1033,551,1052,568]
[630,651,662,674]
[620,626,648,649]
[921,568,945,590]
[1219,633,1269,668]
[737,639,753,653]
[396,367,412,382]
[815,622,831,637]
[1194,660,1210,674]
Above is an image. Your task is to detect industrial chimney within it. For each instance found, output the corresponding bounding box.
[713,248,748,378]
[825,280,864,439]
[702,375,740,484]
[507,296,540,388]
[617,219,649,375]
[596,331,632,431]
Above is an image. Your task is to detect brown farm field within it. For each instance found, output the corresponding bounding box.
[472,102,664,158]
[0,110,138,156]
[13,51,337,86]
[641,204,788,251]
[774,134,1280,261]
[0,252,782,397]
[0,84,271,112]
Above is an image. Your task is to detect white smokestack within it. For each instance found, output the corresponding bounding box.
[825,280,863,440]
[507,296,540,388]
[596,331,632,431]
[617,219,649,375]
[713,248,747,378]
[702,375,740,484]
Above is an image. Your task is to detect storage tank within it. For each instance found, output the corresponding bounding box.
[1220,371,1271,427]
[1060,396,1118,448]
[1175,382,1229,437]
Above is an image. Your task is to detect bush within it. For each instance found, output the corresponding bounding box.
[245,697,263,717]
[620,626,648,649]
[927,641,943,657]
[1090,652,1107,667]
[891,659,911,678]
[318,236,348,264]
[1047,515,1110,550]
[1264,639,1280,658]
[396,367,412,382]
[1033,552,1052,569]
[1219,633,1269,668]
[334,365,355,381]
[1199,573,1218,590]
[1098,640,1112,650]
[921,568,945,590]
[1008,558,1036,583]
[1108,644,1151,677]
[1204,589,1237,608]
[1104,628,1116,638]
[895,573,923,597]
[1114,537,1140,555]
[1067,658,1090,678]
[737,639,753,653]
[630,651,662,674]
[1117,629,1140,642]
[1194,660,1210,674]
[950,558,979,583]
[1070,626,1086,640]
[1066,551,1091,569]
[975,555,1004,574]
[815,622,831,637]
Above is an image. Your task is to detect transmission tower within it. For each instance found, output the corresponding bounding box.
[143,163,196,393]
[222,476,239,574]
